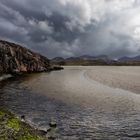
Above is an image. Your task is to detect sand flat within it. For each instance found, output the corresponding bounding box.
[85,66,140,94]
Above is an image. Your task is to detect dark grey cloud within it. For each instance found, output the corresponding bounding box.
[0,0,140,58]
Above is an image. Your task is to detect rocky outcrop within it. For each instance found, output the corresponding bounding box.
[0,40,50,74]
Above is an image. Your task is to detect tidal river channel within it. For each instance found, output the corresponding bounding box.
[0,66,140,140]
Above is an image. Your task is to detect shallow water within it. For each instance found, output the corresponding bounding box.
[0,66,140,140]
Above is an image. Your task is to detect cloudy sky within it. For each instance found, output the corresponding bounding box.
[0,0,140,58]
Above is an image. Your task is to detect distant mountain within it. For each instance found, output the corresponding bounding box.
[51,55,140,66]
[52,57,65,61]
[0,40,63,74]
[118,56,131,62]
[51,57,65,65]
[118,55,140,62]
[93,55,112,62]
[51,55,114,66]
[76,55,96,60]
[134,55,140,60]
[65,55,111,61]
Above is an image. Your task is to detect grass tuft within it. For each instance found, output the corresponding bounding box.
[7,118,21,131]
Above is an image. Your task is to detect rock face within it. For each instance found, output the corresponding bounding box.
[0,40,50,74]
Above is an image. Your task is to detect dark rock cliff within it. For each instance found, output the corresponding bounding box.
[0,40,50,74]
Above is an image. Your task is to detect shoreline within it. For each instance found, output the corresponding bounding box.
[0,71,59,140]
[0,108,47,140]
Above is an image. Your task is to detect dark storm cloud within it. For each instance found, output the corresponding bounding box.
[0,0,140,58]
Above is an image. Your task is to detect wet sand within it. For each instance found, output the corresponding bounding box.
[85,66,140,94]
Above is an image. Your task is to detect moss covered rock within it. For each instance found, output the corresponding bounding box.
[0,109,47,140]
